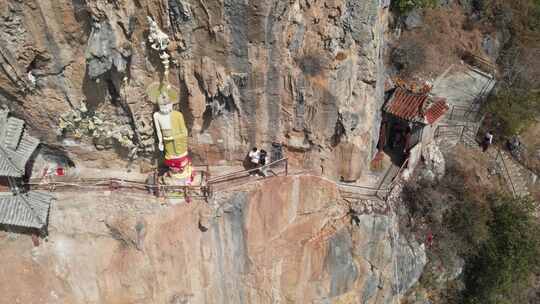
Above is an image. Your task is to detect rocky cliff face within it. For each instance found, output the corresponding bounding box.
[0,176,425,304]
[0,1,424,303]
[0,0,387,181]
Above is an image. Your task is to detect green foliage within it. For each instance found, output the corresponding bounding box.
[478,0,540,32]
[406,163,540,302]
[446,197,491,256]
[463,195,540,303]
[529,0,540,30]
[486,89,540,137]
[392,0,437,14]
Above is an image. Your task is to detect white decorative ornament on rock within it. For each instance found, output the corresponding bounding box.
[147,16,170,52]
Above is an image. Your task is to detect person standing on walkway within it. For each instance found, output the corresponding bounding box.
[482,131,494,152]
[249,147,260,164]
[247,147,260,175]
[258,149,268,177]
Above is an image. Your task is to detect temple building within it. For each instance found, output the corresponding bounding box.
[378,87,449,170]
[0,109,54,232]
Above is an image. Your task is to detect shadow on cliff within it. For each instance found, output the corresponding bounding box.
[297,54,326,77]
[71,0,92,38]
[295,54,344,146]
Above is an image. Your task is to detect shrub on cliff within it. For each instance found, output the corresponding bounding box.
[392,0,437,14]
[403,148,540,302]
[486,88,540,137]
[446,196,491,256]
[477,0,540,32]
[463,195,540,304]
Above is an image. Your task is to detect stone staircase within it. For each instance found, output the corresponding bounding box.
[432,64,537,197]
[490,149,535,197]
[436,128,534,198]
[433,104,534,198]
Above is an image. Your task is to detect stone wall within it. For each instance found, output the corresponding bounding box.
[0,0,388,181]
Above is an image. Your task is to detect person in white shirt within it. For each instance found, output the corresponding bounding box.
[247,147,260,175]
[482,131,494,152]
[249,148,260,164]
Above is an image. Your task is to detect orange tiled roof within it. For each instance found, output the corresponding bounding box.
[384,88,429,122]
[425,98,449,124]
[384,88,448,124]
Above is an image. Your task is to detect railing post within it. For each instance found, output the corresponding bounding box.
[156,180,162,198]
[498,149,517,197]
[184,186,190,202]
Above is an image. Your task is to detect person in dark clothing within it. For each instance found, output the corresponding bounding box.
[258,149,268,176]
[481,131,494,152]
[270,142,283,162]
[259,150,267,166]
[507,135,521,157]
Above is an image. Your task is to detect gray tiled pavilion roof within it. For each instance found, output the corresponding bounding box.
[0,191,54,229]
[0,110,39,177]
[0,110,53,230]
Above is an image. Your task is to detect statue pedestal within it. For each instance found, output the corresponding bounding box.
[160,163,194,205]
[163,163,193,186]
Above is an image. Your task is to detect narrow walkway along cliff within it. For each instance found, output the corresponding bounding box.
[0,1,436,303]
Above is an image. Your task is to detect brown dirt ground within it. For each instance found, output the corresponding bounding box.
[521,122,540,172]
[451,144,507,194]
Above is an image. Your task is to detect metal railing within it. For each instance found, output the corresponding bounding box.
[494,149,517,197]
[435,124,479,146]
[435,124,464,140]
[389,158,410,189]
[25,164,213,202]
[434,125,520,197]
[442,63,495,125]
[471,76,495,115]
[26,174,212,200]
[207,158,289,184]
[339,158,409,201]
[465,53,498,78]
[23,159,290,201]
[339,184,390,200]
[447,105,473,122]
[446,103,486,123]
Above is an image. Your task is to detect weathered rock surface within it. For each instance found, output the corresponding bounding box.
[0,1,427,302]
[418,143,446,182]
[404,10,423,30]
[0,0,388,181]
[0,175,425,303]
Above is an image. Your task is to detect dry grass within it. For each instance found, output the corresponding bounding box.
[521,122,540,174]
[449,144,508,197]
[520,122,540,201]
[394,4,485,80]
